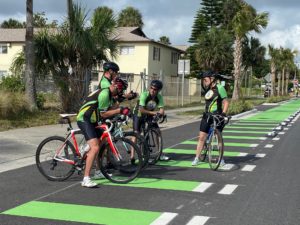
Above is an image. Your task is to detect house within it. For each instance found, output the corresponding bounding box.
[0,27,191,98]
[91,27,185,92]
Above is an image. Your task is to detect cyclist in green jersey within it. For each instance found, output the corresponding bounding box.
[77,77,130,187]
[133,80,170,161]
[99,62,137,102]
[192,71,229,166]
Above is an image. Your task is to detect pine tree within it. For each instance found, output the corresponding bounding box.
[189,0,225,43]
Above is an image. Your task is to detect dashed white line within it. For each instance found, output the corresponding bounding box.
[238,153,248,157]
[255,153,266,158]
[279,132,285,135]
[272,137,280,141]
[186,216,210,225]
[259,137,267,140]
[250,144,258,147]
[193,182,213,193]
[284,128,289,130]
[287,124,292,127]
[242,165,256,171]
[218,184,238,195]
[264,144,273,148]
[150,212,178,225]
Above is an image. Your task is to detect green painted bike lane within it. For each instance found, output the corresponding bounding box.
[1,201,163,225]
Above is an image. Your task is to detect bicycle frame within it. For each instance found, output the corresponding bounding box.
[52,117,122,167]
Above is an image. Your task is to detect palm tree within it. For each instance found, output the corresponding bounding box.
[24,0,37,110]
[195,26,233,72]
[159,36,171,45]
[231,1,268,100]
[268,45,280,96]
[280,48,297,95]
[117,6,144,28]
[12,3,118,112]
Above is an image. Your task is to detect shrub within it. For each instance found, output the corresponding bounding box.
[0,75,25,92]
[36,93,46,109]
[0,91,30,119]
[266,95,291,103]
[228,100,254,115]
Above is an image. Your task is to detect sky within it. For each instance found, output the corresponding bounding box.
[1,0,300,57]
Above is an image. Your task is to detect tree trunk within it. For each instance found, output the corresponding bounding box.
[285,71,289,95]
[25,0,37,111]
[232,36,243,100]
[281,68,285,95]
[270,61,276,96]
[277,72,281,96]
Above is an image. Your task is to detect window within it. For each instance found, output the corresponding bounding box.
[153,47,160,61]
[0,44,8,54]
[171,52,179,64]
[120,46,135,55]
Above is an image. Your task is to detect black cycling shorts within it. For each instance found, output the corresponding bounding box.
[77,121,104,141]
[199,113,225,133]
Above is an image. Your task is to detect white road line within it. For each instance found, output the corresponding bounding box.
[255,153,266,158]
[250,144,258,147]
[264,144,273,148]
[242,165,256,171]
[287,124,292,127]
[259,137,267,140]
[218,184,238,195]
[272,137,280,141]
[186,216,210,225]
[193,182,213,193]
[238,153,248,157]
[284,128,289,130]
[279,132,285,135]
[150,213,178,225]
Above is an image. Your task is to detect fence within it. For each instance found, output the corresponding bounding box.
[119,73,202,107]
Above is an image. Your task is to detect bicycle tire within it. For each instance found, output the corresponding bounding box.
[145,128,162,165]
[208,129,224,170]
[99,136,142,184]
[123,131,150,168]
[199,143,208,162]
[36,136,76,181]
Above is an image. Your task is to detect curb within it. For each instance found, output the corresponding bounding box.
[231,109,258,120]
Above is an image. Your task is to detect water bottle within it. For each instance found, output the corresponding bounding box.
[80,144,90,156]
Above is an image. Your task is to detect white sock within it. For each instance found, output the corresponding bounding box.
[83,176,90,181]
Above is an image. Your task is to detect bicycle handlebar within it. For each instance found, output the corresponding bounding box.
[152,114,167,124]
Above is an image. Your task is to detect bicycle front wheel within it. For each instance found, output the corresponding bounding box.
[145,129,162,165]
[99,137,142,184]
[199,143,208,162]
[36,136,76,181]
[208,129,224,170]
[123,131,149,168]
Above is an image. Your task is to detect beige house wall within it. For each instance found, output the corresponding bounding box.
[0,42,23,75]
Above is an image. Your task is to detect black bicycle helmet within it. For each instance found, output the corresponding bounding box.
[150,80,163,90]
[103,62,120,72]
[114,77,128,92]
[199,70,217,79]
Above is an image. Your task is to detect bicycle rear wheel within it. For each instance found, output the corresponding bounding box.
[99,137,142,183]
[123,131,149,168]
[36,136,76,181]
[208,129,224,170]
[145,129,162,165]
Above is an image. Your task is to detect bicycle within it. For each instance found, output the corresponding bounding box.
[109,114,149,168]
[140,114,167,165]
[199,113,231,170]
[36,114,143,184]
